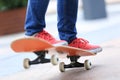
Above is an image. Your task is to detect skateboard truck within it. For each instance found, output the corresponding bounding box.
[59,56,92,72]
[23,50,59,69]
[31,50,50,64]
[23,50,49,69]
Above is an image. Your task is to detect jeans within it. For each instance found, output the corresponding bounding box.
[25,0,78,43]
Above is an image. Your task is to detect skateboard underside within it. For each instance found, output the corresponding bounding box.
[11,38,53,52]
[55,46,95,56]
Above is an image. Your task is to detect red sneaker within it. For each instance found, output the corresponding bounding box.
[68,38,102,53]
[34,30,67,46]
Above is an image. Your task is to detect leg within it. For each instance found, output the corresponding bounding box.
[57,0,78,43]
[24,0,67,45]
[25,0,50,36]
[57,0,102,52]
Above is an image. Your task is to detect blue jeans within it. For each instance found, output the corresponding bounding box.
[25,0,78,43]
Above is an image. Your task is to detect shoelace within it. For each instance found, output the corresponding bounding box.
[35,30,56,43]
[70,38,89,48]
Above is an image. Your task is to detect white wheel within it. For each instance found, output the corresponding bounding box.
[59,62,65,72]
[51,55,59,65]
[23,58,30,69]
[84,60,92,70]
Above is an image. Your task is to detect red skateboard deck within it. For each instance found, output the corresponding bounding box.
[11,37,97,56]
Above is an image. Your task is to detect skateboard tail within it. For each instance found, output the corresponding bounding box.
[58,50,95,56]
[55,46,96,57]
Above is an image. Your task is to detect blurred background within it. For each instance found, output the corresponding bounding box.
[0,0,120,36]
[0,0,27,36]
[0,0,120,78]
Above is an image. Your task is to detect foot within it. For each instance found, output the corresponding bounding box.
[29,30,68,46]
[68,38,102,53]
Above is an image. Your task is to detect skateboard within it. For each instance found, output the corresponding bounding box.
[11,37,102,72]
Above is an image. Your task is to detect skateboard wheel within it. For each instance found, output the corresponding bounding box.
[59,62,65,72]
[23,58,30,69]
[84,60,92,70]
[51,55,59,65]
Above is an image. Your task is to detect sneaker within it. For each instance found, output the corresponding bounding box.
[68,38,102,53]
[33,30,68,46]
